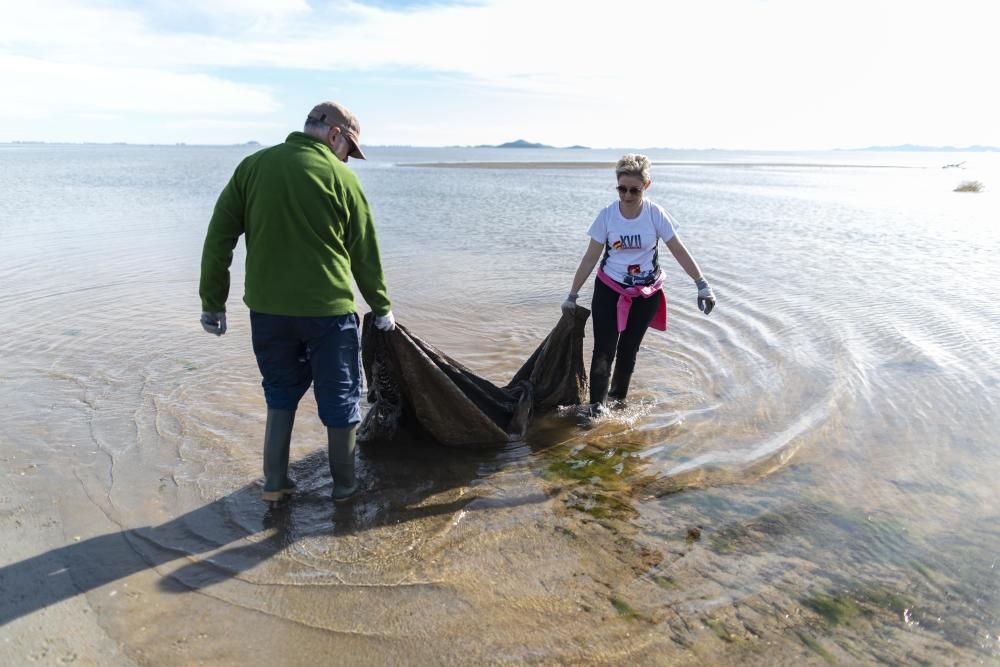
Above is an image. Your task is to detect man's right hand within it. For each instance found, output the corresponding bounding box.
[201,311,227,336]
[374,311,396,332]
[561,293,578,315]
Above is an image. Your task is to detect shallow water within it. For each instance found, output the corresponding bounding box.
[1,143,998,664]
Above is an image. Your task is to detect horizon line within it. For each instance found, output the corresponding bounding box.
[2,140,999,153]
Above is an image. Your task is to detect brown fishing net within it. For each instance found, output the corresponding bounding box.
[359,307,591,447]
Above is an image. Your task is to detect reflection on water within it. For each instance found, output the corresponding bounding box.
[1,144,998,664]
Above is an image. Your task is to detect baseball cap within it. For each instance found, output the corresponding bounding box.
[307,101,366,159]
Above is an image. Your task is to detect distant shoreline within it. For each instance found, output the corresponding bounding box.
[398,161,914,170]
[2,142,997,152]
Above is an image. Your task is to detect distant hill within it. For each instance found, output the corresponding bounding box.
[493,139,554,149]
[845,144,1000,152]
[477,139,591,149]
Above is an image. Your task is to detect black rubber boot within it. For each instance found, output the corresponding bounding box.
[328,425,358,502]
[608,366,633,402]
[261,409,296,502]
[588,356,611,407]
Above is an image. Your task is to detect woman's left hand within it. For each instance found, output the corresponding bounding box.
[695,278,715,315]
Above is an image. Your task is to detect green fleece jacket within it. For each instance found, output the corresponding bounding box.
[199,132,391,317]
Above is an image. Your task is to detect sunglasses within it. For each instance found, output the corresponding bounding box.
[616,185,644,195]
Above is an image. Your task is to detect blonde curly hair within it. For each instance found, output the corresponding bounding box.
[615,153,651,184]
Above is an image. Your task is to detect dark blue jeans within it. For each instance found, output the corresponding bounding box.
[250,311,362,427]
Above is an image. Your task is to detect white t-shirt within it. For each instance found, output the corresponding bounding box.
[587,199,678,286]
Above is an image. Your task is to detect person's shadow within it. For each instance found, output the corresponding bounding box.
[0,435,548,626]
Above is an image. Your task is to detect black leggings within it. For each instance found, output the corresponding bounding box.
[589,277,661,404]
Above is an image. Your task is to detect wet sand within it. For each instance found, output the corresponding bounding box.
[2,417,991,666]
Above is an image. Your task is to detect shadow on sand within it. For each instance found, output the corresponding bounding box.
[0,436,548,627]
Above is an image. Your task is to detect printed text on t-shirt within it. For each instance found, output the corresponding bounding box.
[612,234,642,250]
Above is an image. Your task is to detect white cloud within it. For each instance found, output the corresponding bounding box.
[160,119,284,130]
[0,55,278,117]
[1,0,999,146]
[168,0,311,18]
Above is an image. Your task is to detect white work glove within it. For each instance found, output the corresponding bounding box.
[200,311,227,336]
[561,292,578,314]
[695,277,715,315]
[374,311,396,331]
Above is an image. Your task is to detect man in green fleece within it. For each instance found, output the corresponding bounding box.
[199,101,394,503]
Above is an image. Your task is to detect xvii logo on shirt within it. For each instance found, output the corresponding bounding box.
[612,234,642,250]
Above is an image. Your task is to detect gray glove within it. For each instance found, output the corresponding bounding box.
[374,311,396,331]
[561,292,578,314]
[200,311,227,336]
[695,277,715,315]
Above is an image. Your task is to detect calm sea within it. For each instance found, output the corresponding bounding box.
[1,143,998,664]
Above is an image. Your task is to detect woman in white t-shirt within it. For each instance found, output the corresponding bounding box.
[562,154,716,411]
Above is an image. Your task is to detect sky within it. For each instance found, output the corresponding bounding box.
[2,0,998,149]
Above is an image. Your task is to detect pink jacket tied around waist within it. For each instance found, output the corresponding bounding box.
[597,268,668,333]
